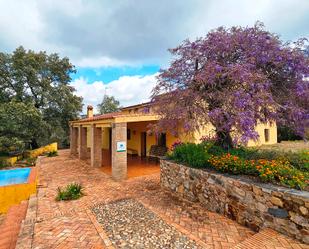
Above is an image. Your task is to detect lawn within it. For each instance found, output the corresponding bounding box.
[258,140,309,152]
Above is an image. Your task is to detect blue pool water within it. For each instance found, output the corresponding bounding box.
[0,168,31,187]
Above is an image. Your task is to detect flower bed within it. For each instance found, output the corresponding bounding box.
[168,142,309,190]
[208,154,307,189]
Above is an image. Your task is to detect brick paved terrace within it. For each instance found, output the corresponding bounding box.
[18,150,308,249]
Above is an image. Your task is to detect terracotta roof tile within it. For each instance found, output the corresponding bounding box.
[73,111,122,123]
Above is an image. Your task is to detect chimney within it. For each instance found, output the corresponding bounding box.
[87,105,93,118]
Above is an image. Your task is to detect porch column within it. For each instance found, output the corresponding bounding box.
[112,122,127,181]
[78,125,87,160]
[91,124,102,167]
[70,126,78,156]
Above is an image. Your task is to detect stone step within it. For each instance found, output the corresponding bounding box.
[233,228,308,249]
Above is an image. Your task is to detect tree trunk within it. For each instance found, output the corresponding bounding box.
[215,130,233,150]
[30,138,39,150]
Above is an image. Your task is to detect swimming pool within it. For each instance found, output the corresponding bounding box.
[0,167,37,213]
[0,168,31,187]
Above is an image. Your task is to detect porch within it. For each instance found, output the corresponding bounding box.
[70,117,170,180]
[100,150,160,178]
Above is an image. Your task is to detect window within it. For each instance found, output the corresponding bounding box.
[157,133,167,147]
[264,129,270,142]
[127,129,131,140]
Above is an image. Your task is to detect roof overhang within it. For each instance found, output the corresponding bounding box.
[70,114,160,127]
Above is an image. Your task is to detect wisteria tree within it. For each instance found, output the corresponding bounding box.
[152,22,309,149]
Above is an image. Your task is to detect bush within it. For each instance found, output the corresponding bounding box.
[47,151,58,157]
[0,137,24,154]
[170,140,183,151]
[56,183,83,201]
[206,143,225,156]
[169,143,210,168]
[292,151,309,172]
[23,157,37,166]
[0,158,11,169]
[277,126,302,142]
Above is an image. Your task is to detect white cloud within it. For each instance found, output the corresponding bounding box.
[71,73,159,113]
[74,56,131,68]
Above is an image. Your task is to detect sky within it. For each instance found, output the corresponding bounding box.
[0,0,308,113]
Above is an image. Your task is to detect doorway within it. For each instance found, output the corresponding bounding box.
[141,132,147,157]
[157,133,167,147]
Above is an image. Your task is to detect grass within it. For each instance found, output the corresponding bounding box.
[56,183,84,201]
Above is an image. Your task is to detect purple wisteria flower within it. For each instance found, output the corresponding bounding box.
[151,22,309,148]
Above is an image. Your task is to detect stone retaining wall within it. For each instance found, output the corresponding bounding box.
[160,160,309,244]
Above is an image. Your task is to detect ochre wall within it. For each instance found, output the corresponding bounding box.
[102,127,110,150]
[192,122,277,147]
[83,120,277,155]
[166,130,195,150]
[86,127,110,149]
[25,143,58,158]
[87,127,91,148]
[126,122,194,154]
[193,123,216,143]
[127,122,156,156]
[247,122,277,147]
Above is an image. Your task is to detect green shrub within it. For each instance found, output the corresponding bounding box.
[169,143,210,168]
[206,143,225,156]
[292,151,309,172]
[277,126,302,142]
[24,157,37,166]
[47,151,58,157]
[0,137,24,154]
[56,183,83,201]
[0,158,11,169]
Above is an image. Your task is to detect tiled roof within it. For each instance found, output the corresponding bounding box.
[120,101,151,111]
[72,111,122,123]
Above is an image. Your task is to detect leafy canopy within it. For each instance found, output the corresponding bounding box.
[152,22,309,148]
[0,46,83,150]
[0,101,46,153]
[97,94,120,114]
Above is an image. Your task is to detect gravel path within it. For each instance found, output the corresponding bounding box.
[92,199,202,249]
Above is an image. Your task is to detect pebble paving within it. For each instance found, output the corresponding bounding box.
[92,198,202,249]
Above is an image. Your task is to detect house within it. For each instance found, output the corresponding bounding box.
[69,102,277,180]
